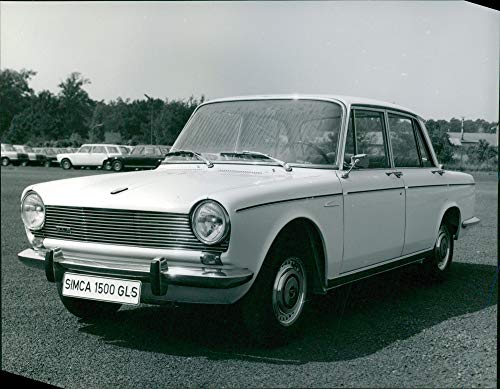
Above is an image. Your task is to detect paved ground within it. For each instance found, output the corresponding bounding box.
[1,166,497,388]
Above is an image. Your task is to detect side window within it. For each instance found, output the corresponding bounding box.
[388,113,421,168]
[119,146,129,154]
[413,120,434,167]
[78,146,91,153]
[106,146,119,153]
[92,146,106,153]
[345,110,390,168]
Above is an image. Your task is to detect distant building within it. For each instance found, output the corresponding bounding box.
[447,131,498,148]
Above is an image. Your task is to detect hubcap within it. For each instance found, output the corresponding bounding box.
[436,229,450,271]
[272,257,306,326]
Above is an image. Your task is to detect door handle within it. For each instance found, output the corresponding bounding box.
[386,171,403,178]
[431,169,445,176]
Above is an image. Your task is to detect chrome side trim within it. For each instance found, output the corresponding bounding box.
[462,216,480,229]
[18,248,253,289]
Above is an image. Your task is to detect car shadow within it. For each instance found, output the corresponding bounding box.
[78,262,498,364]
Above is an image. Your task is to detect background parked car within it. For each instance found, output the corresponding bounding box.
[13,145,47,166]
[56,144,125,169]
[41,147,60,167]
[1,143,30,166]
[104,145,171,171]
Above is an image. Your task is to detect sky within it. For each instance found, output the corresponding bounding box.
[1,1,498,121]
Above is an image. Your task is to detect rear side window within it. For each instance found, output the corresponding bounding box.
[92,146,106,153]
[345,110,390,168]
[106,146,118,153]
[413,120,434,167]
[119,147,129,154]
[388,113,420,168]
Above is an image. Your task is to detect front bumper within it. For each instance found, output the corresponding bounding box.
[18,248,253,291]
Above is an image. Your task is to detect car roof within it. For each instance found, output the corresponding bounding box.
[203,94,424,119]
[80,144,121,147]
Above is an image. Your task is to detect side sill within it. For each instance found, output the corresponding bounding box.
[327,250,432,290]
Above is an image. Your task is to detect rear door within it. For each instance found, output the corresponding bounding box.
[339,108,406,273]
[89,145,107,166]
[386,112,448,254]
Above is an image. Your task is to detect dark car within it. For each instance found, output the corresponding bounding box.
[40,147,59,167]
[104,145,171,172]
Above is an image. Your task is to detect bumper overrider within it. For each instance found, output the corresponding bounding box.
[18,248,254,298]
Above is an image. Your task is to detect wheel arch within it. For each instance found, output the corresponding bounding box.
[438,204,461,240]
[267,217,327,295]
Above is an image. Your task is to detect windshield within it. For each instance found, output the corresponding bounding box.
[3,144,15,151]
[168,99,342,167]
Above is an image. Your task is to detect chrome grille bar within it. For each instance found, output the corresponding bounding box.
[33,206,229,252]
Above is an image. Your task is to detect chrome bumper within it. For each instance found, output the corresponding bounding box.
[462,216,480,229]
[18,248,253,291]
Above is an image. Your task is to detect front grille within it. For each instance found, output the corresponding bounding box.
[33,205,229,252]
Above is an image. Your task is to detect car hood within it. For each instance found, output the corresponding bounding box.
[26,164,339,214]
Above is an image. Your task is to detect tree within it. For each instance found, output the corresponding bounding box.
[425,119,454,164]
[58,72,94,139]
[0,68,36,139]
[466,139,498,164]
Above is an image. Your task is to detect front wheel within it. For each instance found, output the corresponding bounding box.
[44,160,51,168]
[21,160,29,167]
[103,160,112,170]
[56,282,121,321]
[421,224,454,281]
[112,160,123,172]
[238,242,308,345]
[1,157,10,166]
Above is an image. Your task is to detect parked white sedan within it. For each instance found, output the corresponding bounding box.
[18,95,479,343]
[56,144,128,169]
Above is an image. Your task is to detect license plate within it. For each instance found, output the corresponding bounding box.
[62,273,141,305]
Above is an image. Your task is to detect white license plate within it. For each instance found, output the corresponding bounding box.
[62,273,141,305]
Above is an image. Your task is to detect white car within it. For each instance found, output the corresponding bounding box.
[18,95,480,344]
[56,144,127,169]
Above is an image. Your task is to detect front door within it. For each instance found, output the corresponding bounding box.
[339,108,406,274]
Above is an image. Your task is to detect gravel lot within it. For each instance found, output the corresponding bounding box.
[1,166,497,388]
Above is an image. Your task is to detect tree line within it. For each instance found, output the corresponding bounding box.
[0,68,203,147]
[0,68,497,166]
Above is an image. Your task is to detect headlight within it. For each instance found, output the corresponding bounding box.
[21,191,45,230]
[191,200,230,245]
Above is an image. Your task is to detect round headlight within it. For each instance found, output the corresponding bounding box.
[191,200,230,245]
[21,191,45,230]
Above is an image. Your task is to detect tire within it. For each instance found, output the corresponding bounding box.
[21,160,29,167]
[56,281,121,321]
[421,223,454,282]
[237,236,309,345]
[103,160,112,171]
[61,159,72,170]
[1,157,10,166]
[44,160,51,168]
[112,160,123,172]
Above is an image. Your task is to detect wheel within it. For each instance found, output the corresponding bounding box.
[44,160,51,168]
[61,158,72,170]
[112,160,123,172]
[421,223,454,281]
[238,237,309,345]
[1,157,10,166]
[103,160,112,171]
[56,281,121,321]
[21,160,29,167]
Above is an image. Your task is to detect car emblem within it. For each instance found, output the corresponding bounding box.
[56,226,71,234]
[110,187,128,195]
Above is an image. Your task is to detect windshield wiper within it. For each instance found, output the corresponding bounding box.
[163,150,214,168]
[220,150,292,172]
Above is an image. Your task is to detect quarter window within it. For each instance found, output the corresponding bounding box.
[413,120,434,167]
[388,114,420,168]
[345,110,390,168]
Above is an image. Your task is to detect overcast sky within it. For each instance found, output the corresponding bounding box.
[1,1,498,120]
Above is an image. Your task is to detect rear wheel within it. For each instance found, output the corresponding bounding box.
[238,237,309,345]
[103,160,112,170]
[56,281,121,321]
[421,223,454,281]
[112,160,123,172]
[21,160,29,167]
[44,160,51,168]
[1,157,10,166]
[61,159,72,170]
